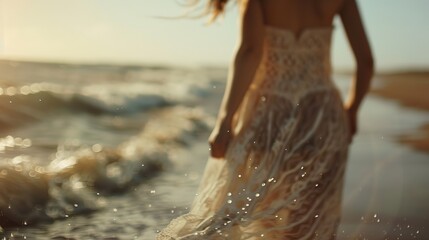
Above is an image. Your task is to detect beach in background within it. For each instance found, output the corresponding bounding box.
[0,60,428,239]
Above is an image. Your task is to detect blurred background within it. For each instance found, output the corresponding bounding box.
[0,0,428,239]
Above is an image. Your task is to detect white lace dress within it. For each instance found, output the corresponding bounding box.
[157,26,350,240]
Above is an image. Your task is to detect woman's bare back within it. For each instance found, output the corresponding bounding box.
[261,0,344,35]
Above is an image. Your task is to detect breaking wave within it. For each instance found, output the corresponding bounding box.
[0,106,213,227]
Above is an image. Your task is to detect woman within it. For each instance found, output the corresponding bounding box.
[158,0,374,239]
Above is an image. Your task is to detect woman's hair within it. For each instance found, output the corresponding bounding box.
[207,0,230,20]
[182,0,236,22]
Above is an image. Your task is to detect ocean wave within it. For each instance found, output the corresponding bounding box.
[0,106,213,228]
[69,92,170,115]
[0,90,170,131]
[0,78,213,131]
[0,91,67,130]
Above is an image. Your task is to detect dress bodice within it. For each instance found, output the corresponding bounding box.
[250,26,335,103]
[264,25,333,53]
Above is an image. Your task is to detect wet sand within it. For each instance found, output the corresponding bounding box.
[336,72,429,239]
[371,72,429,154]
[398,123,429,154]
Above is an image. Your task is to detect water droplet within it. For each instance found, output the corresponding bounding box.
[227,200,232,204]
[315,214,319,218]
[6,87,17,96]
[227,192,232,197]
[255,193,260,197]
[373,214,377,218]
[150,190,156,194]
[74,204,78,208]
[20,85,31,95]
[22,138,32,147]
[91,144,102,153]
[268,178,274,182]
[113,208,118,212]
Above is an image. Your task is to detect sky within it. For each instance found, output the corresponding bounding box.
[0,0,428,71]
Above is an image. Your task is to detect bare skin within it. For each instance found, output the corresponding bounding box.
[209,0,374,159]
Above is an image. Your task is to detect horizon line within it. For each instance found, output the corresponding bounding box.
[1,57,428,75]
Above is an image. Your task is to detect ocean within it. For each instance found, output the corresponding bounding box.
[0,60,428,239]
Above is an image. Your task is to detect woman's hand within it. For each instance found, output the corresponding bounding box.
[345,106,357,143]
[208,119,233,159]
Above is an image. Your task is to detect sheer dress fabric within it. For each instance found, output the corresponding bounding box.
[157,25,350,240]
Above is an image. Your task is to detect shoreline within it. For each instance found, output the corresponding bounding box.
[371,72,429,154]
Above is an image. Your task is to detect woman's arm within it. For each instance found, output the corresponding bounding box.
[217,0,265,124]
[209,0,265,158]
[340,0,374,138]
